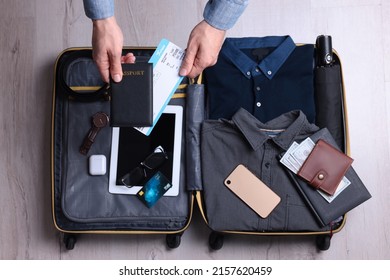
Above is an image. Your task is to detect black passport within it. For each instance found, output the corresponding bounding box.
[110,62,153,127]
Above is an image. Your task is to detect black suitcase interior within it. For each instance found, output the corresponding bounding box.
[51,47,193,250]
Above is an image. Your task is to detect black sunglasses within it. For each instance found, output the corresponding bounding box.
[120,146,168,188]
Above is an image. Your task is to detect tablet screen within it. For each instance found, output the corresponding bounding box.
[109,105,182,196]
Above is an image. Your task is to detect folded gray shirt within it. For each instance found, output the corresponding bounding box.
[200,108,330,232]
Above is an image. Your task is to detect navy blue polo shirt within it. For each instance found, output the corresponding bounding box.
[204,36,316,123]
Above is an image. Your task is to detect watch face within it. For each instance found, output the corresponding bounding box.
[92,112,109,128]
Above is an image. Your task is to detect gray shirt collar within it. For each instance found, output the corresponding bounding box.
[231,108,318,150]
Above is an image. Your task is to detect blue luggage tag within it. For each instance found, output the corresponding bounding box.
[136,171,172,208]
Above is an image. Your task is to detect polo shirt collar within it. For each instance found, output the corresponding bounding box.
[221,36,296,80]
[231,108,318,151]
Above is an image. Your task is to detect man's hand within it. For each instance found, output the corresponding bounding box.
[92,16,135,83]
[179,20,226,78]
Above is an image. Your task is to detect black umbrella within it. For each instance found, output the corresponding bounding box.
[314,35,345,151]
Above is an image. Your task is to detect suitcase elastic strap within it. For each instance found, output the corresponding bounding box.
[57,49,110,102]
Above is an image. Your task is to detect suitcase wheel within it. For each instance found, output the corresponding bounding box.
[63,233,78,250]
[209,231,224,250]
[316,234,331,251]
[166,233,181,249]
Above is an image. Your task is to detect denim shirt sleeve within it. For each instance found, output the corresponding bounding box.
[83,0,114,20]
[203,0,249,30]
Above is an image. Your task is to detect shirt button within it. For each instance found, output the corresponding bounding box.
[255,68,260,73]
[267,70,272,75]
[265,162,270,168]
[256,102,261,107]
[256,86,261,91]
[246,71,251,76]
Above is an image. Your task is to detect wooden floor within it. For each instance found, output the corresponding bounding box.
[0,0,389,260]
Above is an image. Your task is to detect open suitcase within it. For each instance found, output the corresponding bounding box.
[51,36,370,251]
[189,35,370,251]
[51,47,194,249]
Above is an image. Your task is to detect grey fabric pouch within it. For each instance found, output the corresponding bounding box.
[185,81,205,191]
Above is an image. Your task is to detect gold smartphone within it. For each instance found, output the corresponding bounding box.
[224,164,281,218]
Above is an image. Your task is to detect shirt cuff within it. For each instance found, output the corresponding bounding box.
[83,0,114,20]
[203,0,249,30]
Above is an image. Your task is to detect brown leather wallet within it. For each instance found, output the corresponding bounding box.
[297,139,353,195]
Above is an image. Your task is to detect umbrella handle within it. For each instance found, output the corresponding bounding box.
[316,35,333,67]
